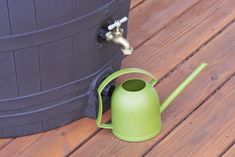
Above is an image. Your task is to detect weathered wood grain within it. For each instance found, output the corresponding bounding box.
[128,0,200,48]
[124,0,235,73]
[147,76,235,157]
[0,112,110,157]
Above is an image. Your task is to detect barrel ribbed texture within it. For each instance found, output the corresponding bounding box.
[0,0,130,138]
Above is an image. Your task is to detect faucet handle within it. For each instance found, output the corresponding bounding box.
[108,17,128,31]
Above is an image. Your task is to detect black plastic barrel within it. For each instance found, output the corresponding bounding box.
[0,0,130,137]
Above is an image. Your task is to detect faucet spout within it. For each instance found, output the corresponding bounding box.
[106,32,134,55]
[160,63,208,113]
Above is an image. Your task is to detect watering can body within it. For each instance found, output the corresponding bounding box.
[111,79,162,141]
[97,64,207,142]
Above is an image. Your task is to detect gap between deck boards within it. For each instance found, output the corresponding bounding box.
[130,0,146,10]
[157,17,235,84]
[222,143,235,157]
[220,141,235,156]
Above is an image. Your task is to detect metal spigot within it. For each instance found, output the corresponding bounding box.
[105,17,134,55]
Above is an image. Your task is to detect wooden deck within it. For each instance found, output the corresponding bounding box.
[1,0,235,156]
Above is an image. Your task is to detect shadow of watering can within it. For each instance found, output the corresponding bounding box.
[97,63,208,142]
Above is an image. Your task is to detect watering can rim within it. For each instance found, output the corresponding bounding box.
[118,78,152,93]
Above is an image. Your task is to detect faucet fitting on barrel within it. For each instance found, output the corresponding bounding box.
[105,17,134,55]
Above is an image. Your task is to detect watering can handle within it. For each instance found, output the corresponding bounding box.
[97,68,158,129]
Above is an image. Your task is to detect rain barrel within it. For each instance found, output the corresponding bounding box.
[0,0,131,137]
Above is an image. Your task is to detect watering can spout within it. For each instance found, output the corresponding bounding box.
[160,63,208,113]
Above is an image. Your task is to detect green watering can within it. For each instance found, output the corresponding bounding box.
[97,63,207,142]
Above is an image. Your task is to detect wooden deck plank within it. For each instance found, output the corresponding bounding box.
[0,115,111,157]
[0,139,13,149]
[69,1,235,156]
[130,0,145,9]
[0,0,201,156]
[223,144,235,157]
[124,0,235,73]
[128,0,201,48]
[147,76,235,157]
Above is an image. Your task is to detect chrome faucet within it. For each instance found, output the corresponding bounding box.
[105,17,134,55]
